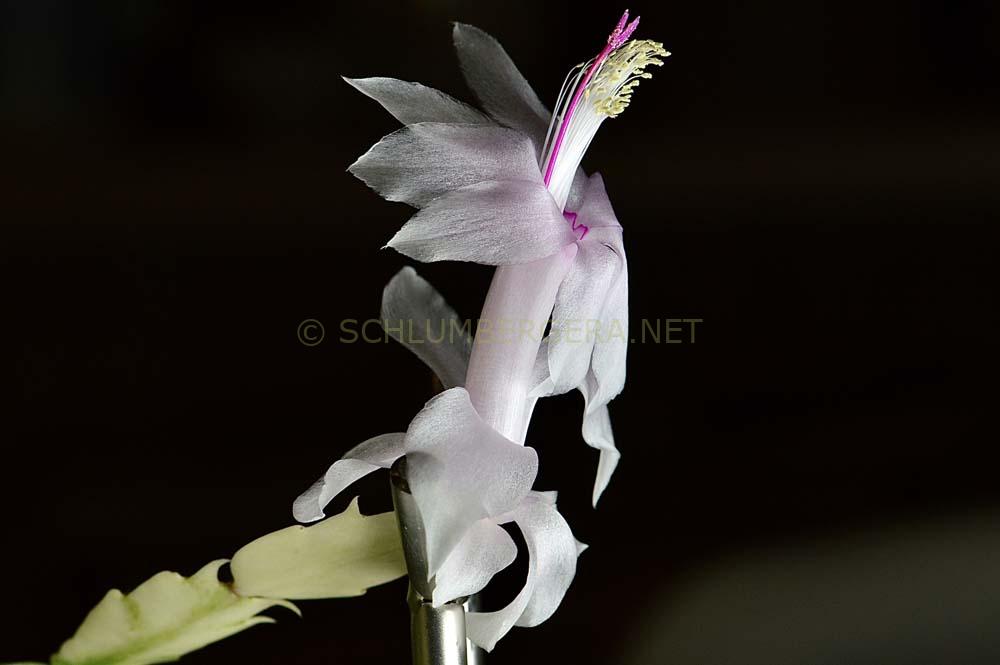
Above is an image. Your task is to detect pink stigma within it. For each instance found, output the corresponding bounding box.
[608,10,640,49]
[543,10,639,189]
[564,211,589,240]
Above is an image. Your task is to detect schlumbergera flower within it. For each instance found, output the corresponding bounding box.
[294,12,668,650]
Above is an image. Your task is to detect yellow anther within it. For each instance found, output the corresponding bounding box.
[587,39,670,118]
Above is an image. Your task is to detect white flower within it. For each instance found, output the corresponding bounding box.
[295,269,583,651]
[295,13,668,649]
[346,16,666,502]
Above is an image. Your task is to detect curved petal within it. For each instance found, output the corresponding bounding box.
[579,370,621,506]
[527,337,555,398]
[432,519,517,607]
[386,180,576,265]
[292,433,406,523]
[568,172,628,402]
[531,344,622,504]
[381,266,471,389]
[521,338,553,442]
[404,388,538,575]
[452,23,551,150]
[575,173,622,230]
[343,76,490,126]
[547,240,620,395]
[349,123,540,208]
[531,489,559,505]
[466,495,582,651]
[587,233,628,406]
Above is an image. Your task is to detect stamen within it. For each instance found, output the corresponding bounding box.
[589,39,669,118]
[540,10,669,210]
[540,61,589,168]
[541,14,627,187]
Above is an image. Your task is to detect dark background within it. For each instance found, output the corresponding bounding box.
[3,0,998,663]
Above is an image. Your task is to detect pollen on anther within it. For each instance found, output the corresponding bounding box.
[589,39,670,117]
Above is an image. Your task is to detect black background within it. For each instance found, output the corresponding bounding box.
[2,1,998,663]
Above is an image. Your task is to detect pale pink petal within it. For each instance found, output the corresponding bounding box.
[579,370,621,506]
[527,337,555,398]
[349,123,541,208]
[531,490,559,505]
[544,173,627,396]
[343,76,490,126]
[528,173,628,501]
[386,180,576,265]
[452,24,550,150]
[404,388,538,575]
[432,519,517,607]
[587,239,628,406]
[532,346,622,504]
[465,248,577,443]
[575,173,622,230]
[547,240,620,395]
[466,495,582,651]
[292,433,406,523]
[381,267,471,389]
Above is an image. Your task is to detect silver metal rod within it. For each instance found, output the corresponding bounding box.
[390,458,434,600]
[464,596,486,665]
[391,458,479,665]
[409,586,469,665]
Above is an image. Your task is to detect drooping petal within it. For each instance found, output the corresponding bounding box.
[570,225,627,503]
[514,508,581,629]
[543,173,626,395]
[404,388,538,575]
[547,240,620,395]
[576,173,629,406]
[587,234,629,406]
[343,76,491,126]
[452,23,551,151]
[579,370,621,506]
[386,180,576,265]
[381,266,471,389]
[466,495,582,651]
[585,410,621,507]
[432,519,517,607]
[292,433,405,523]
[528,343,621,504]
[349,123,540,208]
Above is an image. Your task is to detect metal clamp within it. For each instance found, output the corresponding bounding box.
[391,458,483,665]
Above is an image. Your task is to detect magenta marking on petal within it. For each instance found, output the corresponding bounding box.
[543,11,639,189]
[563,210,589,239]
